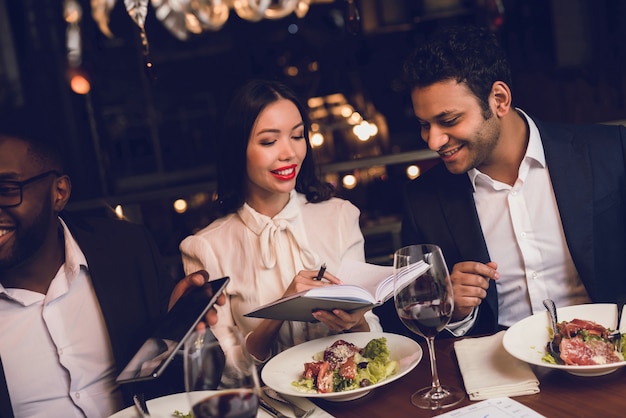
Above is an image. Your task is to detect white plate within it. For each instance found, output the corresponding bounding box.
[107,391,272,418]
[261,332,422,401]
[502,303,626,377]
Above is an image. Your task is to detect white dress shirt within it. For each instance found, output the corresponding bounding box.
[470,110,591,327]
[0,219,123,417]
[180,191,382,375]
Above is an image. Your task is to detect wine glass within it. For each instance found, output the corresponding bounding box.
[184,325,261,418]
[393,244,464,410]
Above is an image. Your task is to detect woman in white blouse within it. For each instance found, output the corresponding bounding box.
[180,79,381,372]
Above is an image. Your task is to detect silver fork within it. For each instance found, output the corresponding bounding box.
[262,386,315,418]
[543,299,561,359]
[133,393,151,417]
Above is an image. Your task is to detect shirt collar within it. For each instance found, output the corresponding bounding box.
[59,217,88,281]
[518,108,546,167]
[468,108,546,191]
[238,189,301,236]
[237,190,319,269]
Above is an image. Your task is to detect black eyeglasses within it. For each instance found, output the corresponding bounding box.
[0,170,63,208]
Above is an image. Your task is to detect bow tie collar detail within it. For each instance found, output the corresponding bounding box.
[238,192,319,270]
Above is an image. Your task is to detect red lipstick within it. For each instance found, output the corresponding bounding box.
[271,164,297,180]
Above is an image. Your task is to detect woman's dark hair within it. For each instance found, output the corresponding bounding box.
[402,24,512,115]
[214,79,334,216]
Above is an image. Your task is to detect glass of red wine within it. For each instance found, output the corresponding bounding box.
[393,244,464,410]
[183,325,260,418]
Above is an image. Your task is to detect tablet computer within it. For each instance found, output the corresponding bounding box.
[116,276,230,384]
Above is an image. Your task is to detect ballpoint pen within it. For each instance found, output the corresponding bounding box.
[314,263,327,281]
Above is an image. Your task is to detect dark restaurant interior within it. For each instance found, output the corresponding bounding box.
[1,0,626,278]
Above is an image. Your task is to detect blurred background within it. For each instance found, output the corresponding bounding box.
[1,0,625,277]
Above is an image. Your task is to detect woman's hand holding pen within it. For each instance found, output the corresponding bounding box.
[286,263,369,332]
[314,263,327,281]
[311,262,369,332]
[248,265,345,361]
[282,264,342,298]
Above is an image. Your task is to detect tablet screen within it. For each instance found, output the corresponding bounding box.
[116,276,229,384]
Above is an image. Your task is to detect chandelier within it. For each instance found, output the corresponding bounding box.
[63,0,360,94]
[63,0,342,93]
[72,0,319,42]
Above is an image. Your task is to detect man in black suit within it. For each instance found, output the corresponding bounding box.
[380,24,626,337]
[0,129,222,417]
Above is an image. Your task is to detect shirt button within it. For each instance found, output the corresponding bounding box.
[75,392,80,399]
[58,348,63,355]
[532,272,538,279]
[521,232,527,238]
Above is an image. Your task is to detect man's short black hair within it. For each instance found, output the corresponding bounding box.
[0,110,65,173]
[402,24,512,111]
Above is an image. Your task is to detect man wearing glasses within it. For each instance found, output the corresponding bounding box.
[0,128,221,417]
[0,170,62,206]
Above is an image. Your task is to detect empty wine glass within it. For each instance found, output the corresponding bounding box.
[393,244,464,409]
[184,325,261,418]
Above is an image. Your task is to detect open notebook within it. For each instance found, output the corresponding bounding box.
[245,259,429,322]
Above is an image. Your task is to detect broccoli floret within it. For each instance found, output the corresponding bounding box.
[362,337,390,363]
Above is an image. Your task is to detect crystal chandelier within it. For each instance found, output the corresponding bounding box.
[63,0,330,93]
[87,0,316,41]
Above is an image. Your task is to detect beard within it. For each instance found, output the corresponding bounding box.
[0,198,54,271]
[447,110,501,174]
[467,118,501,170]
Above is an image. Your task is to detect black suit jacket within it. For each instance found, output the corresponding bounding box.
[65,214,187,406]
[1,213,178,416]
[377,120,626,337]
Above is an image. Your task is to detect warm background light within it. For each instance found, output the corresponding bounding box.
[353,120,378,141]
[406,165,421,180]
[69,72,91,94]
[342,174,357,189]
[310,132,324,147]
[173,199,188,213]
[114,205,124,219]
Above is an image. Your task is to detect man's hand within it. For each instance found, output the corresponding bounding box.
[168,270,225,327]
[450,261,498,321]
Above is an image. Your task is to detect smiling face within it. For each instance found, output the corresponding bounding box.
[245,98,307,215]
[0,136,69,278]
[411,79,501,175]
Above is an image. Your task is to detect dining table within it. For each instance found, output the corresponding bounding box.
[310,335,626,417]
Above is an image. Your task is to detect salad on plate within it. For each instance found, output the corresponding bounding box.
[543,317,626,365]
[292,337,398,394]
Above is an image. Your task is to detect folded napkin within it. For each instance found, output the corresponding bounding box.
[454,331,539,401]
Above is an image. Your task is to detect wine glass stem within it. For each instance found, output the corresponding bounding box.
[426,336,443,394]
